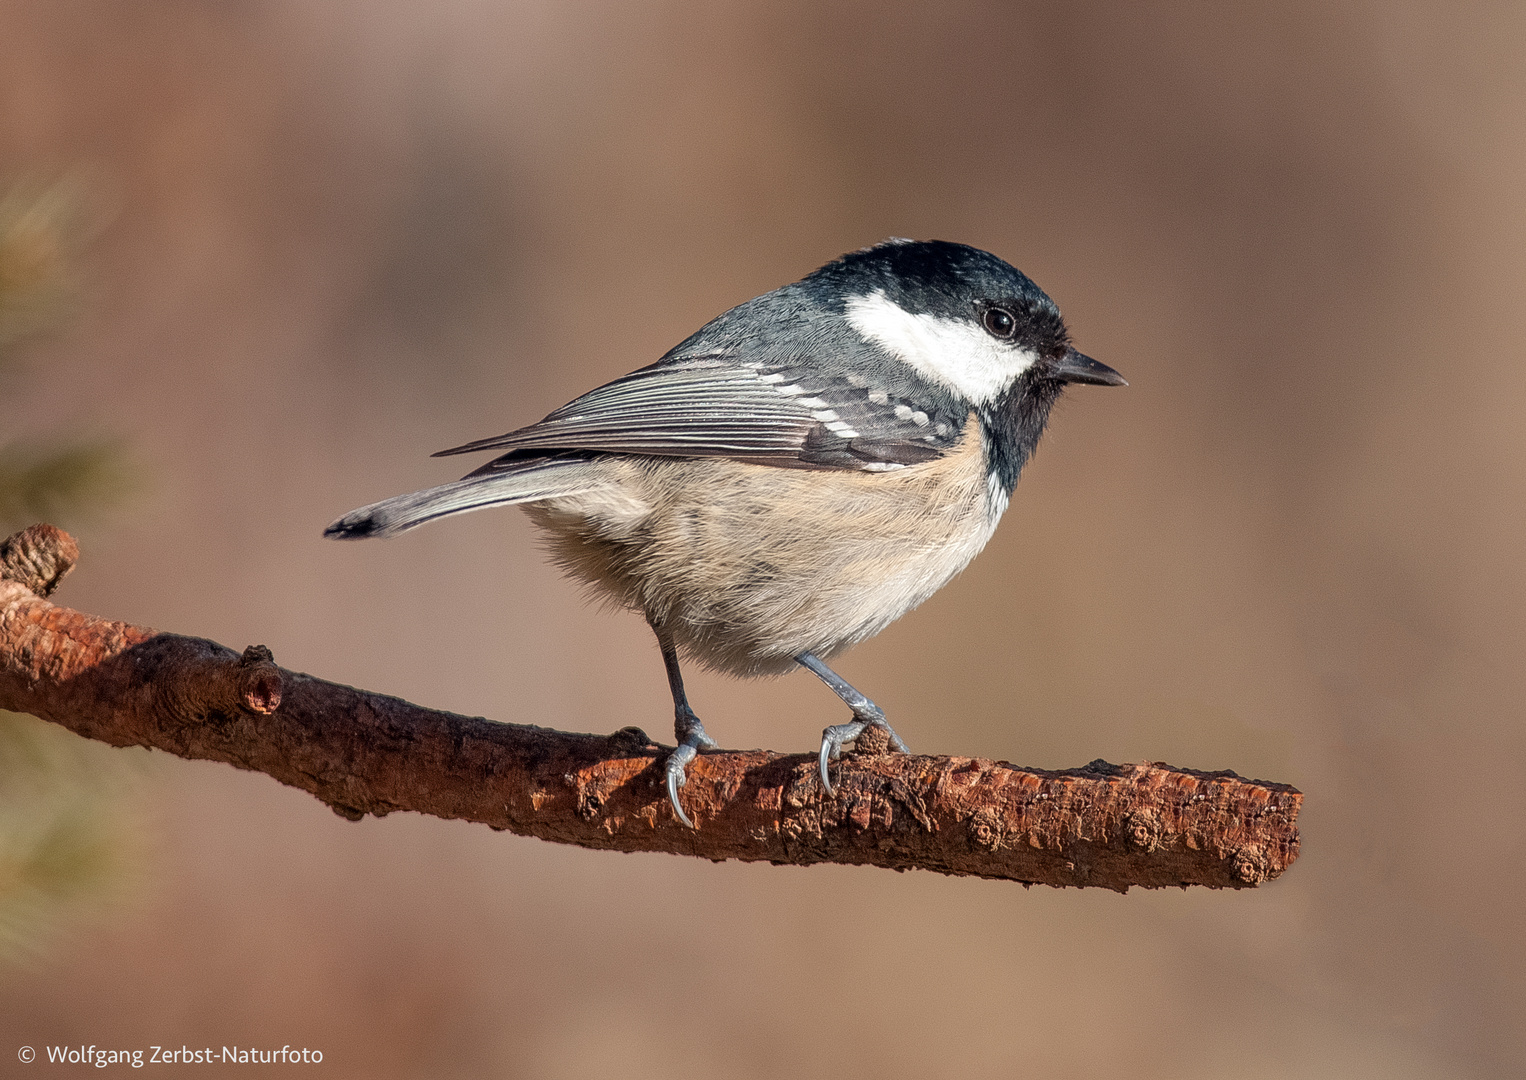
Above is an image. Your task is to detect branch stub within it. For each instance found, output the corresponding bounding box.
[0,523,79,597]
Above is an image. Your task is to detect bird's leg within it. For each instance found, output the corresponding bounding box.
[795,651,909,794]
[650,619,716,828]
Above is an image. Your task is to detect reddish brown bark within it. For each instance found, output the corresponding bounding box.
[0,523,1300,890]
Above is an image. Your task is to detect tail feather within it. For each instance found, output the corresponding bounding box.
[324,459,595,540]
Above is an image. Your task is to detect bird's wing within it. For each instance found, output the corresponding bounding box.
[435,354,969,474]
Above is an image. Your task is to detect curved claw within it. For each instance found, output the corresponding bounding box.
[817,720,868,795]
[665,743,698,828]
[817,718,912,794]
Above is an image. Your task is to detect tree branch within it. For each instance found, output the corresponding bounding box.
[0,523,1300,890]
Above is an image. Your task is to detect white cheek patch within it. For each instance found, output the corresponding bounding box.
[845,290,1038,404]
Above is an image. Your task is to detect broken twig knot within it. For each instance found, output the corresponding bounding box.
[0,523,79,597]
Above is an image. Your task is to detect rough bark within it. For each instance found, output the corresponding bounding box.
[0,523,1300,890]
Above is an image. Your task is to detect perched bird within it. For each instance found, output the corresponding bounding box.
[326,239,1124,826]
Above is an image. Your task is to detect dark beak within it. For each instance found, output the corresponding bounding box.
[1055,348,1127,386]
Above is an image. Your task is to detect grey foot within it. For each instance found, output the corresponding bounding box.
[666,706,718,828]
[794,650,910,793]
[818,712,909,794]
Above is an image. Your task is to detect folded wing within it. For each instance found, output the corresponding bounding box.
[435,355,964,473]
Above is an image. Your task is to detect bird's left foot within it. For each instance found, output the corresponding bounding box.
[818,708,909,795]
[793,651,910,794]
[665,705,718,828]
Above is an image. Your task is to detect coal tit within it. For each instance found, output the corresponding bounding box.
[327,239,1124,827]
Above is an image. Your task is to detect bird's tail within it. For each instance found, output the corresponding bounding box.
[324,459,595,540]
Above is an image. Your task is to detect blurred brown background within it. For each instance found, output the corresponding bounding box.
[1,1,1523,1076]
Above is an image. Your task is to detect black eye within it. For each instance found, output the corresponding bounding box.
[981,306,1016,339]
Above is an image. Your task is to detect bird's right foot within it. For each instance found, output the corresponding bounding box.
[665,706,717,828]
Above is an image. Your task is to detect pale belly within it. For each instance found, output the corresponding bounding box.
[522,416,1004,676]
